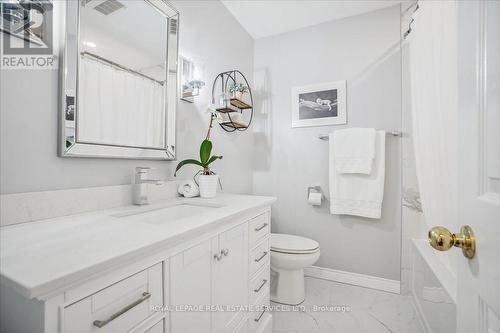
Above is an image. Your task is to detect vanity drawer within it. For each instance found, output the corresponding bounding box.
[248,293,271,333]
[64,263,163,333]
[250,238,270,276]
[249,265,270,305]
[249,212,270,247]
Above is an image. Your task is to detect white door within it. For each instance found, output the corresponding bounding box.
[212,223,249,333]
[170,238,216,333]
[456,1,500,332]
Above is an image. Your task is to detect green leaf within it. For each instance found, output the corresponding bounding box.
[200,139,212,165]
[174,159,203,176]
[205,155,223,167]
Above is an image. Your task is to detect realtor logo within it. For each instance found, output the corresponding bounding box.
[1,0,57,69]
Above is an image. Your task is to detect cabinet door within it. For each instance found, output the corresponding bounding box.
[212,223,249,333]
[170,238,216,333]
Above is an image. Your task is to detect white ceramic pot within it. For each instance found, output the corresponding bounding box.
[234,91,243,100]
[198,174,219,198]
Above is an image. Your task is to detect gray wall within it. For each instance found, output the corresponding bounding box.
[253,6,402,280]
[0,1,254,195]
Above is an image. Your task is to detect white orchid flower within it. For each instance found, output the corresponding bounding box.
[206,104,223,122]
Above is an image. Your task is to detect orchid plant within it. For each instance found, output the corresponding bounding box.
[174,106,223,177]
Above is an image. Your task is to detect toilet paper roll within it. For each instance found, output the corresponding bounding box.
[177,180,200,198]
[308,192,322,206]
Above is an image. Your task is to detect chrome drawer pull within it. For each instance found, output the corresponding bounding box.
[254,279,268,293]
[254,223,268,232]
[93,292,151,328]
[254,309,266,322]
[254,251,268,262]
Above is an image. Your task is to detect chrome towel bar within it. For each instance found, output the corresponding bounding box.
[318,131,403,141]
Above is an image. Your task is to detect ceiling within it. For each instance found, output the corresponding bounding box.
[221,0,404,39]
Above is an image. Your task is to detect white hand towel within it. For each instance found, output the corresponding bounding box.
[177,180,200,198]
[332,128,376,174]
[329,130,386,219]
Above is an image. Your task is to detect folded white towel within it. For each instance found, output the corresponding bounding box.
[332,128,376,174]
[177,180,200,198]
[329,130,386,219]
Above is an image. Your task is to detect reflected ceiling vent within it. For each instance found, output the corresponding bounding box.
[93,0,124,15]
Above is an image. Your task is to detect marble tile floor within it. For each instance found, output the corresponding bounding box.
[271,277,424,333]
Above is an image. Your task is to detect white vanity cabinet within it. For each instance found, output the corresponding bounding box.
[0,198,273,333]
[171,222,249,333]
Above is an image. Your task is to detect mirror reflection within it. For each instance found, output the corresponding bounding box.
[73,0,168,149]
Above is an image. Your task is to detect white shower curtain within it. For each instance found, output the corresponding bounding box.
[78,56,165,148]
[408,1,459,273]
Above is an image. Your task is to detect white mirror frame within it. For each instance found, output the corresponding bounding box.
[58,0,179,160]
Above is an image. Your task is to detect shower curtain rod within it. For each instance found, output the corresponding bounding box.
[318,131,403,141]
[403,0,419,39]
[80,51,165,86]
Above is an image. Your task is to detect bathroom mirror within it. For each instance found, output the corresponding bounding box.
[59,0,178,160]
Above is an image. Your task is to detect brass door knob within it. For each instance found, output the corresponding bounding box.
[428,225,476,259]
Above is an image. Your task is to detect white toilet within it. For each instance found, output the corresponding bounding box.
[270,233,320,305]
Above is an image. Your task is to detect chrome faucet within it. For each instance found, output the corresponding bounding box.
[135,167,163,185]
[133,167,163,205]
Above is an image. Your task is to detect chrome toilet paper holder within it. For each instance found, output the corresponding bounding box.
[307,186,322,199]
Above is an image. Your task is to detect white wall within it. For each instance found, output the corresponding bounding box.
[253,6,402,280]
[0,1,254,195]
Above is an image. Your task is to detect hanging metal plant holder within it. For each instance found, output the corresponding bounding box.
[211,70,254,132]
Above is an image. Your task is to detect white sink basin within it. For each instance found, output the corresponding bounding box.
[113,202,222,225]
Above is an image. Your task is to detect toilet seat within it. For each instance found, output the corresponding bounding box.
[271,233,319,254]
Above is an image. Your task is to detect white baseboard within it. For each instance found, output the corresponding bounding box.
[304,266,401,294]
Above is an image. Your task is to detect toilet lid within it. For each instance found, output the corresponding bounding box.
[271,234,319,254]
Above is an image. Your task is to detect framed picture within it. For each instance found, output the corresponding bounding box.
[291,80,347,128]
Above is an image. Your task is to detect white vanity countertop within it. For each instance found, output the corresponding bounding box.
[0,193,276,299]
